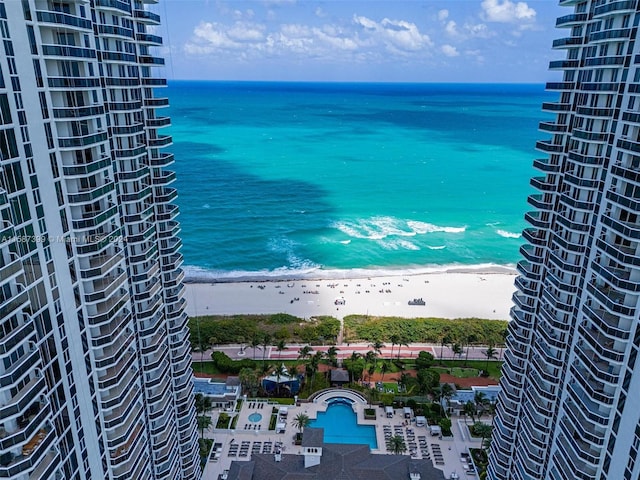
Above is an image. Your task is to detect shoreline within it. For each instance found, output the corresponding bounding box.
[184,267,518,321]
[183,263,518,284]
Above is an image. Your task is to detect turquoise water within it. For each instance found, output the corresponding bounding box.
[248,413,262,423]
[308,399,377,448]
[166,82,554,280]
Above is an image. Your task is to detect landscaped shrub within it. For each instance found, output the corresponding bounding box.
[211,351,256,374]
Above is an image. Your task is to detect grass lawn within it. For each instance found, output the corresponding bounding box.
[432,367,481,378]
[438,360,502,380]
[193,361,221,376]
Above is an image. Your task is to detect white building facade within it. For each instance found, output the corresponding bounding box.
[489,2,640,480]
[0,0,199,479]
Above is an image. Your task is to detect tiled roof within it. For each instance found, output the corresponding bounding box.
[225,428,445,480]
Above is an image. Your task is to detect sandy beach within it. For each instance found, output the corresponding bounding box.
[184,267,517,320]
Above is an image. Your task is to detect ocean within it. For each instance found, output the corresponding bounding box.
[166,82,554,281]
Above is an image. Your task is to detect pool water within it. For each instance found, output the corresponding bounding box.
[309,399,377,449]
[248,413,262,423]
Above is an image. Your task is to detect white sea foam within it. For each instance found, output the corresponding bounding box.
[334,216,465,241]
[202,204,211,209]
[380,238,420,251]
[496,229,521,239]
[183,262,518,283]
[406,220,466,234]
[340,240,351,245]
[427,245,446,250]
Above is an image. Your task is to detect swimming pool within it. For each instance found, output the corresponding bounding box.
[248,413,262,423]
[309,398,377,449]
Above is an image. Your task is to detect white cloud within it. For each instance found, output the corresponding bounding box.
[353,15,433,52]
[438,9,449,21]
[464,23,494,38]
[481,0,536,23]
[445,20,458,37]
[315,7,326,18]
[185,14,434,63]
[441,44,459,57]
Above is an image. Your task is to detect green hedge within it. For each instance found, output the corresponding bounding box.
[343,315,507,345]
[189,314,340,346]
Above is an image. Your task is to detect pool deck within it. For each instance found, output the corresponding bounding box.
[202,393,485,479]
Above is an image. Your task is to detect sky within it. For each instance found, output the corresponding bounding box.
[156,0,567,83]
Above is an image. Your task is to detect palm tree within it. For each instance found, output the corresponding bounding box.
[463,400,477,423]
[474,391,489,419]
[365,350,377,373]
[397,336,409,360]
[439,383,455,416]
[464,334,477,366]
[197,414,212,439]
[249,335,261,360]
[483,344,498,373]
[386,434,407,455]
[370,340,384,363]
[474,422,493,450]
[195,393,212,415]
[451,342,463,361]
[293,412,311,436]
[308,351,324,390]
[365,386,378,407]
[261,333,272,368]
[276,340,287,359]
[439,331,451,365]
[380,361,389,381]
[326,346,339,367]
[390,334,400,359]
[298,345,313,360]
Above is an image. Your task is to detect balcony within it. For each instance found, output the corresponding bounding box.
[530,176,556,192]
[95,0,132,13]
[555,12,587,27]
[134,9,161,24]
[0,289,29,319]
[58,131,108,149]
[548,59,579,69]
[525,211,551,229]
[567,150,606,166]
[576,106,614,118]
[0,319,35,356]
[0,426,55,478]
[98,352,137,390]
[41,44,96,60]
[558,192,595,212]
[552,36,583,48]
[138,55,165,66]
[146,117,171,128]
[101,369,140,409]
[144,97,169,108]
[532,157,560,172]
[588,27,631,43]
[593,0,637,16]
[97,24,134,39]
[542,102,571,112]
[136,33,163,45]
[35,10,92,30]
[563,171,601,190]
[601,213,640,239]
[148,135,173,148]
[572,129,609,142]
[535,140,564,153]
[48,77,100,89]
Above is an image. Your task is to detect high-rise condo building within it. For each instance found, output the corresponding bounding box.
[489,2,640,480]
[0,1,199,479]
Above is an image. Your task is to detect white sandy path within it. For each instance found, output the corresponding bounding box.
[184,271,517,320]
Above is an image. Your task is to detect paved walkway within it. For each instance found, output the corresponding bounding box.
[193,342,504,363]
